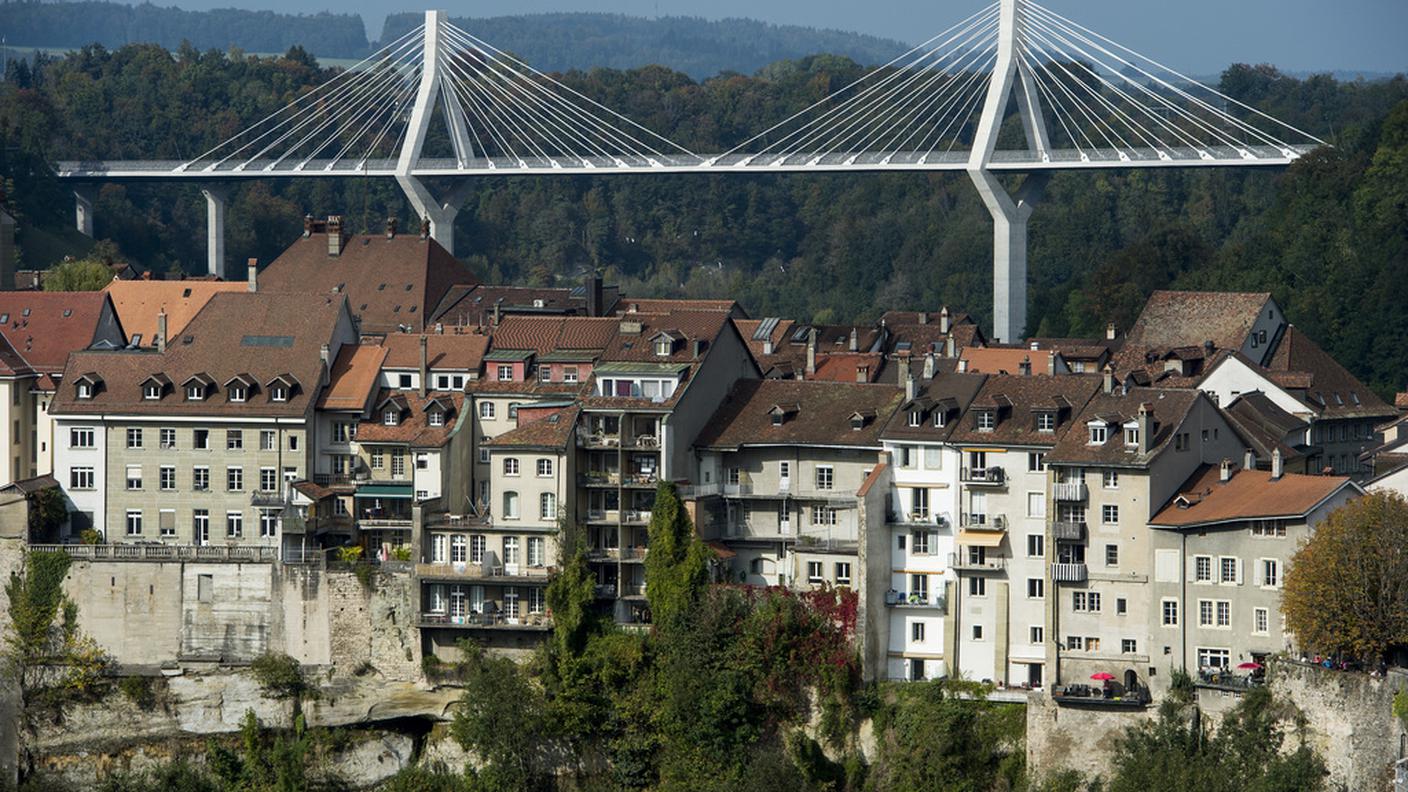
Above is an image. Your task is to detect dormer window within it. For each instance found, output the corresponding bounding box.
[1036,411,1056,432]
[428,410,445,427]
[1124,425,1139,446]
[497,364,513,381]
[772,412,784,426]
[1088,424,1108,445]
[654,338,673,356]
[908,411,922,427]
[229,387,247,403]
[933,410,946,428]
[383,408,399,426]
[976,410,996,431]
[143,383,162,400]
[77,383,94,400]
[271,386,288,402]
[187,385,204,400]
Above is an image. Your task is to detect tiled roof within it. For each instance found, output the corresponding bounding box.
[1265,325,1395,419]
[880,373,989,442]
[466,380,589,398]
[959,346,1060,375]
[1395,392,1408,410]
[356,390,464,448]
[51,292,346,418]
[948,374,1102,447]
[1122,290,1271,354]
[483,405,579,449]
[1046,387,1203,467]
[430,284,603,326]
[103,280,244,349]
[694,379,903,449]
[812,352,885,382]
[603,311,730,363]
[1150,465,1354,527]
[317,343,388,411]
[615,297,742,316]
[382,331,490,371]
[0,291,111,373]
[259,233,478,334]
[879,309,974,328]
[489,316,618,356]
[1221,394,1306,465]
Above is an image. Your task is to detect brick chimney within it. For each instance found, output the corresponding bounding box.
[905,375,916,401]
[246,258,258,292]
[156,310,168,353]
[1102,364,1115,395]
[939,306,950,334]
[897,354,911,385]
[326,215,345,256]
[944,335,956,359]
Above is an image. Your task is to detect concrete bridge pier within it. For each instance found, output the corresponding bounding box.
[396,176,474,257]
[200,185,228,279]
[967,171,1047,344]
[74,186,97,237]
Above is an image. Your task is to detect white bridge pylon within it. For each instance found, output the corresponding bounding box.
[56,2,1326,340]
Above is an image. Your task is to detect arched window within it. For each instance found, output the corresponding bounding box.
[502,491,519,519]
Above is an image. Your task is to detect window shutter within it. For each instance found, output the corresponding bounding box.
[1235,558,1244,585]
[1186,556,1197,582]
[1252,559,1262,587]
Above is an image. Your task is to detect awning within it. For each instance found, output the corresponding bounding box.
[957,529,1004,547]
[355,484,414,499]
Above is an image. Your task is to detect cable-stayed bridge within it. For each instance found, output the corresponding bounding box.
[55,0,1324,342]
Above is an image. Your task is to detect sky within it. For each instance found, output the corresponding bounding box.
[175,0,1408,75]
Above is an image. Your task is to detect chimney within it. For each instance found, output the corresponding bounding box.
[763,338,774,355]
[856,365,869,383]
[692,339,706,358]
[326,215,345,256]
[1047,351,1056,376]
[849,327,859,352]
[435,322,444,334]
[939,306,951,334]
[1219,458,1233,482]
[585,272,604,317]
[419,335,428,397]
[1105,322,1116,341]
[155,310,168,353]
[922,352,936,380]
[1271,448,1284,480]
[1243,448,1256,471]
[1102,364,1115,394]
[904,375,916,401]
[419,217,431,240]
[806,328,817,376]
[897,354,911,385]
[1018,356,1032,377]
[492,300,502,326]
[246,257,258,292]
[303,214,314,237]
[918,311,928,325]
[944,335,956,359]
[1137,403,1153,455]
[386,217,398,239]
[957,358,969,373]
[320,343,330,368]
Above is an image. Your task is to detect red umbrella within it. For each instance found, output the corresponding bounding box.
[1090,672,1115,681]
[1236,661,1263,670]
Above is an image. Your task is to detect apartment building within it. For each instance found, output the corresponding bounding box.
[1148,458,1358,693]
[1044,382,1243,699]
[874,371,988,682]
[944,373,1103,688]
[691,379,902,592]
[50,292,355,551]
[0,292,126,483]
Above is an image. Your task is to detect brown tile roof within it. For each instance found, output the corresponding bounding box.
[958,346,1059,375]
[430,284,602,326]
[1396,392,1408,410]
[1046,387,1203,467]
[1122,290,1271,354]
[603,311,731,363]
[886,322,985,357]
[615,297,742,316]
[483,405,579,449]
[356,390,464,448]
[1150,465,1354,527]
[103,280,245,349]
[318,343,388,411]
[856,462,887,497]
[880,309,974,328]
[880,373,989,442]
[382,331,490,371]
[489,316,618,356]
[51,292,347,419]
[694,379,903,449]
[948,374,1102,448]
[1265,325,1395,419]
[259,233,478,334]
[734,318,797,361]
[812,352,885,382]
[467,379,588,398]
[0,291,113,373]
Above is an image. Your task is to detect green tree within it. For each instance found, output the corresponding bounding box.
[643,482,709,625]
[26,486,68,542]
[448,642,551,790]
[43,256,114,291]
[1281,492,1408,662]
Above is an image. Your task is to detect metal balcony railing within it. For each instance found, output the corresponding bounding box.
[1052,562,1088,582]
[948,552,1006,571]
[1052,521,1086,541]
[884,590,947,610]
[960,466,1006,485]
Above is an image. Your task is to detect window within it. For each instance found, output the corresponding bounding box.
[1198,648,1231,670]
[186,384,205,401]
[911,531,930,554]
[391,452,406,477]
[528,537,545,567]
[256,430,274,451]
[815,466,833,490]
[398,374,413,389]
[1088,424,1107,444]
[126,510,143,536]
[160,466,176,491]
[371,450,384,469]
[480,402,495,419]
[333,422,355,443]
[977,410,995,431]
[898,446,915,469]
[126,428,143,449]
[1036,412,1055,432]
[383,408,399,426]
[972,625,984,640]
[1101,505,1119,525]
[229,386,247,403]
[1030,626,1044,644]
[1028,452,1046,471]
[160,428,177,449]
[70,427,95,448]
[563,367,579,383]
[271,386,288,402]
[1116,597,1127,615]
[923,447,942,468]
[1199,600,1214,626]
[1086,637,1101,653]
[497,364,513,381]
[536,459,553,477]
[260,468,278,492]
[193,467,210,491]
[143,383,162,400]
[416,453,428,471]
[1027,534,1044,558]
[470,535,486,564]
[1161,599,1179,626]
[1251,520,1287,537]
[192,510,210,544]
[540,492,557,520]
[1254,607,1269,634]
[227,430,243,450]
[835,562,852,585]
[1259,559,1280,588]
[1027,492,1046,518]
[1219,557,1238,584]
[528,588,546,614]
[812,507,837,526]
[1216,601,1231,627]
[1124,425,1139,446]
[912,622,925,642]
[1121,639,1137,654]
[1102,470,1119,489]
[504,458,520,476]
[428,410,444,427]
[968,577,986,596]
[260,510,277,538]
[807,561,823,583]
[1105,544,1119,566]
[1066,636,1084,651]
[908,411,921,427]
[226,511,243,538]
[159,510,176,538]
[1027,578,1044,599]
[911,488,930,519]
[194,429,210,450]
[909,573,928,599]
[478,446,489,464]
[1072,591,1101,612]
[448,534,467,564]
[1195,556,1212,583]
[77,382,93,399]
[126,465,143,490]
[502,491,519,519]
[932,410,946,427]
[227,467,243,492]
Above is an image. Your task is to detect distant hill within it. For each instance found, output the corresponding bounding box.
[0,1,368,57]
[378,12,909,79]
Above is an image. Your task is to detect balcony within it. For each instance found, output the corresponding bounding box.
[1052,562,1088,582]
[250,491,292,508]
[594,583,618,598]
[960,466,1006,486]
[578,430,622,449]
[1052,521,1086,541]
[619,546,649,561]
[885,590,947,610]
[1053,481,1088,501]
[31,543,278,563]
[624,434,659,449]
[1052,683,1149,709]
[623,510,652,525]
[622,472,659,488]
[961,513,1007,531]
[722,482,754,497]
[676,482,719,499]
[889,512,950,528]
[579,472,621,488]
[415,561,552,582]
[948,552,1006,572]
[586,509,620,524]
[419,612,552,631]
[1195,669,1265,692]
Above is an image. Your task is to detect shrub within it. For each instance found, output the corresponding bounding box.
[249,652,310,703]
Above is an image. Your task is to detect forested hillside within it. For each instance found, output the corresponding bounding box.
[1,46,1406,395]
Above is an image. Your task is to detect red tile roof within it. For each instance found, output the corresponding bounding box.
[1150,465,1354,527]
[318,343,388,411]
[382,331,490,371]
[482,405,579,449]
[103,280,245,349]
[0,291,112,373]
[1265,325,1395,419]
[356,390,464,448]
[490,316,619,356]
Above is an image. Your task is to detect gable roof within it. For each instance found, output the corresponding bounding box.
[356,390,464,448]
[880,373,989,442]
[1150,464,1355,527]
[381,331,490,371]
[483,405,580,450]
[694,379,903,449]
[948,374,1102,447]
[489,316,619,357]
[602,311,730,363]
[1047,387,1204,467]
[259,233,478,334]
[1265,325,1395,419]
[1123,290,1271,353]
[103,280,245,348]
[0,291,112,373]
